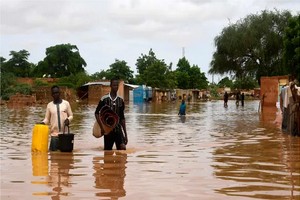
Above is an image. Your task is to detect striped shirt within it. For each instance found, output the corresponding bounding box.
[95,93,125,121]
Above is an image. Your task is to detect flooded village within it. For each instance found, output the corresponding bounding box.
[1,76,300,199]
[2,1,300,199]
[5,76,300,137]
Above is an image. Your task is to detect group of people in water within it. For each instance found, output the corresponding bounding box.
[223,91,245,108]
[41,78,128,151]
[40,77,299,152]
[177,91,245,118]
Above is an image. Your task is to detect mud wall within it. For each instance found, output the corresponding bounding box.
[260,76,289,107]
[87,81,124,104]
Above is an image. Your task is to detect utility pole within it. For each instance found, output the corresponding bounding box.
[182,47,185,58]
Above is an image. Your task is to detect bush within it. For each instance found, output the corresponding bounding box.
[1,83,32,100]
[56,82,75,88]
[58,72,91,89]
[14,83,32,95]
[1,73,17,100]
[208,84,219,98]
[34,79,49,87]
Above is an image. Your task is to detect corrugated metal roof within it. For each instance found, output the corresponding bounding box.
[124,83,139,89]
[82,81,110,86]
[81,82,140,89]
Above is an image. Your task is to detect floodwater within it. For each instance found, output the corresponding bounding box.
[1,100,299,200]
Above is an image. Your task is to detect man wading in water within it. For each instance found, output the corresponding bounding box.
[94,78,128,150]
[41,85,73,151]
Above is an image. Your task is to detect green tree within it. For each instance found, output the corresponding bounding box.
[58,71,92,89]
[283,14,300,81]
[2,50,33,77]
[165,70,177,89]
[136,49,164,85]
[106,59,134,83]
[176,57,208,89]
[142,60,175,89]
[0,56,7,74]
[136,48,157,75]
[217,77,233,88]
[34,43,86,77]
[209,10,292,85]
[233,77,259,89]
[90,70,110,81]
[189,65,208,89]
[176,57,190,89]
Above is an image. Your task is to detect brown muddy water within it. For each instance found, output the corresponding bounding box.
[1,100,299,200]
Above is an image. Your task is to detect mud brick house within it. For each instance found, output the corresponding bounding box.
[260,75,299,136]
[77,80,136,104]
[260,76,289,107]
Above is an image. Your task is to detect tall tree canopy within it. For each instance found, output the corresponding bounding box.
[209,10,292,85]
[283,14,300,81]
[176,57,208,89]
[176,57,190,89]
[90,59,134,83]
[142,59,176,89]
[217,77,233,88]
[1,50,33,77]
[136,48,157,75]
[33,43,86,77]
[90,70,110,81]
[135,49,175,88]
[106,59,134,83]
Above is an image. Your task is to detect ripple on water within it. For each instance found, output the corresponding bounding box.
[1,101,300,200]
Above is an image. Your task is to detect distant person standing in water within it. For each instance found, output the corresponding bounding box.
[178,100,186,116]
[241,92,245,106]
[236,91,240,106]
[41,85,73,151]
[224,92,229,107]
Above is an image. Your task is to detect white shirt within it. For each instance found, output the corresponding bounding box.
[43,99,73,136]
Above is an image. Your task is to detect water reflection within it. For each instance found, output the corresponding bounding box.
[1,101,300,199]
[47,152,74,199]
[212,127,300,199]
[179,115,186,123]
[93,151,127,199]
[32,152,49,177]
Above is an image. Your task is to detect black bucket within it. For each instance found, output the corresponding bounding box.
[58,125,74,152]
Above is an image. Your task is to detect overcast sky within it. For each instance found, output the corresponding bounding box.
[1,0,299,82]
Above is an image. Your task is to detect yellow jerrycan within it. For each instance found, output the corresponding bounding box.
[31,124,49,152]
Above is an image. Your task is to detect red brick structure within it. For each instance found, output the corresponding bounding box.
[7,87,75,105]
[7,93,36,106]
[34,86,76,104]
[260,76,289,107]
[77,81,125,104]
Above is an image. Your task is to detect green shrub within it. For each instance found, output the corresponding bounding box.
[56,82,75,88]
[14,83,32,95]
[34,79,49,87]
[1,73,17,100]
[209,84,219,98]
[58,72,91,89]
[1,83,32,100]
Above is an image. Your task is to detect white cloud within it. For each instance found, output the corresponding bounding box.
[1,0,299,80]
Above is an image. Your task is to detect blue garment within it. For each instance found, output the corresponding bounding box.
[179,103,186,115]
